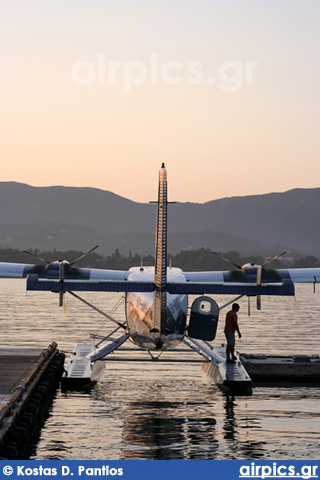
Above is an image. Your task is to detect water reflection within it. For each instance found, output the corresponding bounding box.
[1,280,320,459]
[26,372,320,460]
[223,396,266,459]
[122,400,218,459]
[223,396,237,442]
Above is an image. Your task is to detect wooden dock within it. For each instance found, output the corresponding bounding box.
[0,343,65,459]
[240,353,320,383]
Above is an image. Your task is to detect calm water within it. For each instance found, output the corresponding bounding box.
[1,279,320,459]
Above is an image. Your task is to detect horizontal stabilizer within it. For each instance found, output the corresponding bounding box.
[167,280,295,296]
[26,274,154,293]
[26,274,295,296]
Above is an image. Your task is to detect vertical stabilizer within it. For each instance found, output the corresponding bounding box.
[153,163,168,333]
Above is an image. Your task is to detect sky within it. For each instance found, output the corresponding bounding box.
[1,0,319,203]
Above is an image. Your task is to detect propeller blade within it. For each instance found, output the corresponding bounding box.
[256,265,262,310]
[256,295,261,311]
[262,251,287,267]
[58,290,67,311]
[211,251,242,270]
[23,250,50,265]
[70,245,99,266]
[256,265,262,286]
[59,290,64,307]
[59,260,65,281]
[59,261,65,308]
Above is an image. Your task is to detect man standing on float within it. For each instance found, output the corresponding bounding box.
[224,303,242,362]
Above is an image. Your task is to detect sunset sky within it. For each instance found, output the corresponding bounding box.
[1,0,319,203]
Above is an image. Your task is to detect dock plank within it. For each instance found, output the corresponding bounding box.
[0,344,65,459]
[0,350,43,395]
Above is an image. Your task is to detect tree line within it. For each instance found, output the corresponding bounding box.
[0,247,319,271]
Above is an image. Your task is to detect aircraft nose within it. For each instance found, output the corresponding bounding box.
[156,338,163,350]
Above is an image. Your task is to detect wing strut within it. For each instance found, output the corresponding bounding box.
[68,291,127,330]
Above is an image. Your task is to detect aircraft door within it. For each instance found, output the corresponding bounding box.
[188,296,219,341]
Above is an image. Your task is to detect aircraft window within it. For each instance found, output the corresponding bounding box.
[200,301,211,313]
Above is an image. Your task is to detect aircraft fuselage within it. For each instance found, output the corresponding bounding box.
[126,266,188,350]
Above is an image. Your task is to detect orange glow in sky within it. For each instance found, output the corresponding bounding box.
[1,1,319,203]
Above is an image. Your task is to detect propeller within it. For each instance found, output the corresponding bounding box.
[211,251,242,270]
[58,245,99,308]
[69,245,99,266]
[59,260,65,308]
[212,250,287,314]
[25,245,99,308]
[23,250,50,264]
[256,265,262,312]
[262,250,287,267]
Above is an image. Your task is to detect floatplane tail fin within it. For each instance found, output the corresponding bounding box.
[152,163,168,334]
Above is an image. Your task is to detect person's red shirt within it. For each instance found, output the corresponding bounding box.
[225,310,238,333]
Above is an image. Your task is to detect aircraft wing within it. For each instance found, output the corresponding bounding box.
[0,262,129,280]
[167,267,320,296]
[183,265,320,283]
[283,268,320,283]
[183,268,320,284]
[1,261,320,296]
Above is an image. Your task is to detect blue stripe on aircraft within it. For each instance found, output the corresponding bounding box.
[26,275,154,292]
[168,280,295,296]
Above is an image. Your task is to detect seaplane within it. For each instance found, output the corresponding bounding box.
[1,164,320,393]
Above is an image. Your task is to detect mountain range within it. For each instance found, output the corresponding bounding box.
[0,182,319,257]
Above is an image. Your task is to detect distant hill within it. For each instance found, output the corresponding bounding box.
[0,182,319,256]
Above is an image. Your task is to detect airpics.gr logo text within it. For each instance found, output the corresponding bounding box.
[70,53,258,92]
[239,462,319,480]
